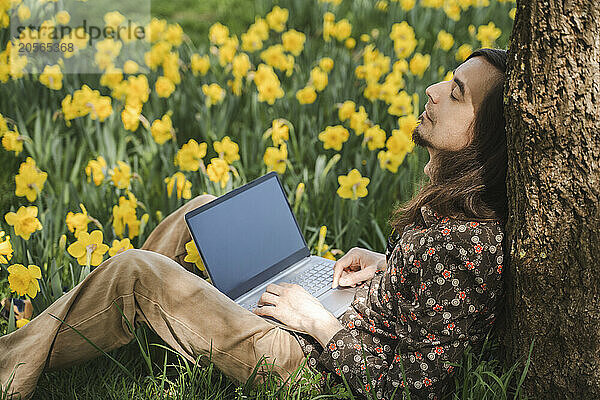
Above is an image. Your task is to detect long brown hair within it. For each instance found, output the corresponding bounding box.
[388,48,508,233]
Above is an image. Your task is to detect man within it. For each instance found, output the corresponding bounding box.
[253,48,509,399]
[0,48,508,400]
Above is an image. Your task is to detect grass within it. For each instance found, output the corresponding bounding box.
[150,0,260,49]
[16,324,530,399]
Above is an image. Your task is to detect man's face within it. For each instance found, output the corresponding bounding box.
[412,56,501,177]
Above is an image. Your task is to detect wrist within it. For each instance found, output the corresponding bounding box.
[311,315,344,348]
[376,253,387,271]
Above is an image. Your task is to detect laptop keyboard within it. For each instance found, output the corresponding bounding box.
[241,260,334,310]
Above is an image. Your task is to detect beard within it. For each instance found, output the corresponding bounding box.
[412,122,435,149]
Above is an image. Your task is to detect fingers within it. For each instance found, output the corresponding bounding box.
[332,248,358,288]
[265,283,284,295]
[337,270,354,287]
[257,291,279,306]
[253,303,275,317]
[339,267,376,287]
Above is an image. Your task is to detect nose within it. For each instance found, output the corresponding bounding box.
[425,81,442,104]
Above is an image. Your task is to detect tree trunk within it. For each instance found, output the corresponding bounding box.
[502,0,600,398]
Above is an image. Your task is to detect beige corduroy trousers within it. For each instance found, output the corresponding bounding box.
[0,194,308,399]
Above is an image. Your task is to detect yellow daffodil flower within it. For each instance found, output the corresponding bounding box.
[310,67,328,92]
[399,0,416,11]
[397,115,419,142]
[349,106,369,135]
[85,156,107,186]
[455,44,473,62]
[338,100,356,122]
[268,119,289,146]
[165,23,183,46]
[436,30,455,51]
[477,22,501,48]
[110,161,132,189]
[155,76,175,98]
[202,83,225,106]
[232,53,251,79]
[390,22,417,59]
[388,91,413,117]
[363,125,387,151]
[409,53,431,78]
[8,264,41,298]
[266,6,288,32]
[67,230,109,266]
[15,157,47,202]
[378,149,405,173]
[121,104,142,132]
[282,29,305,56]
[318,125,349,151]
[443,0,461,21]
[241,30,263,52]
[184,240,206,272]
[123,60,139,74]
[334,19,352,41]
[209,22,229,45]
[218,36,238,67]
[150,114,174,144]
[164,172,192,199]
[191,54,210,76]
[100,66,123,89]
[318,57,334,73]
[257,78,284,105]
[337,169,370,200]
[214,136,240,164]
[112,193,141,239]
[66,203,91,237]
[296,86,317,104]
[39,64,63,90]
[174,139,207,171]
[125,74,150,108]
[206,158,230,189]
[387,128,414,155]
[0,231,13,264]
[16,318,30,328]
[108,238,134,257]
[263,142,288,174]
[5,206,43,240]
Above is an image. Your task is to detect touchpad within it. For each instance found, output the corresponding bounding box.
[319,287,358,317]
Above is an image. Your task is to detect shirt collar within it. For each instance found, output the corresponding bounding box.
[419,204,445,227]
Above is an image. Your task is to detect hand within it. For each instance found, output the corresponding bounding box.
[331,247,386,289]
[252,283,342,342]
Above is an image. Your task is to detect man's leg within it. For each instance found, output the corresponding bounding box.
[139,194,218,275]
[0,195,307,399]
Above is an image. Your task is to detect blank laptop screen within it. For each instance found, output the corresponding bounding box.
[185,174,307,299]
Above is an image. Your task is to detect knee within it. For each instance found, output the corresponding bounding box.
[105,248,156,276]
[184,194,218,214]
[196,194,217,206]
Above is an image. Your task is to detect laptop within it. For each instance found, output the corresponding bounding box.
[184,171,358,332]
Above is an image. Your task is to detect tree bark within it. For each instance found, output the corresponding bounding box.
[502,0,600,398]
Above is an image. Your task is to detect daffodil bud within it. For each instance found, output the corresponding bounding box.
[295,182,304,203]
[59,234,67,252]
[156,210,163,223]
[317,225,327,256]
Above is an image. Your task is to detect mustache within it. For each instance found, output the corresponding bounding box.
[424,105,434,122]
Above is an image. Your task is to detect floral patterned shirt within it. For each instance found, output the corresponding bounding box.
[291,204,505,400]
